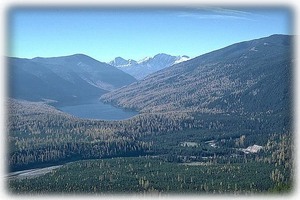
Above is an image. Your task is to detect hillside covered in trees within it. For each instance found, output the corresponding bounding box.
[8,54,136,105]
[7,35,293,194]
[101,34,292,115]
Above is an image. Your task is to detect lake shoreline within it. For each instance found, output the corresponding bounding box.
[54,98,139,121]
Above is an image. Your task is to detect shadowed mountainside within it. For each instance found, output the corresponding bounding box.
[101,34,292,115]
[8,54,137,105]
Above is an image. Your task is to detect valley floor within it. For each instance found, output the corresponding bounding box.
[7,99,293,194]
[7,156,290,194]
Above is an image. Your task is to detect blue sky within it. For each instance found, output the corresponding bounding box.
[8,7,292,62]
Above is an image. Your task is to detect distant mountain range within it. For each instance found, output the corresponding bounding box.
[8,35,292,116]
[109,53,190,79]
[8,54,137,105]
[101,34,292,115]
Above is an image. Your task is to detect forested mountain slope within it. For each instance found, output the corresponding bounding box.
[7,98,196,171]
[7,35,293,193]
[8,54,137,105]
[101,35,292,115]
[8,97,292,193]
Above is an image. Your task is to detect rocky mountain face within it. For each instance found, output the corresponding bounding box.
[101,35,292,115]
[109,53,189,79]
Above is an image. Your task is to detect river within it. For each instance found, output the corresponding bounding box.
[6,165,63,180]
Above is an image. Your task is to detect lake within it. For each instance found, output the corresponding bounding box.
[58,100,138,120]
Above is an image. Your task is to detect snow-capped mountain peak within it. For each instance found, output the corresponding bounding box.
[138,56,152,64]
[174,55,190,64]
[109,57,128,66]
[108,53,190,79]
[128,59,138,65]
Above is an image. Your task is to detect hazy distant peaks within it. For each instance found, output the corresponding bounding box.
[109,53,190,79]
[110,53,190,67]
[109,57,129,66]
[174,55,190,64]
